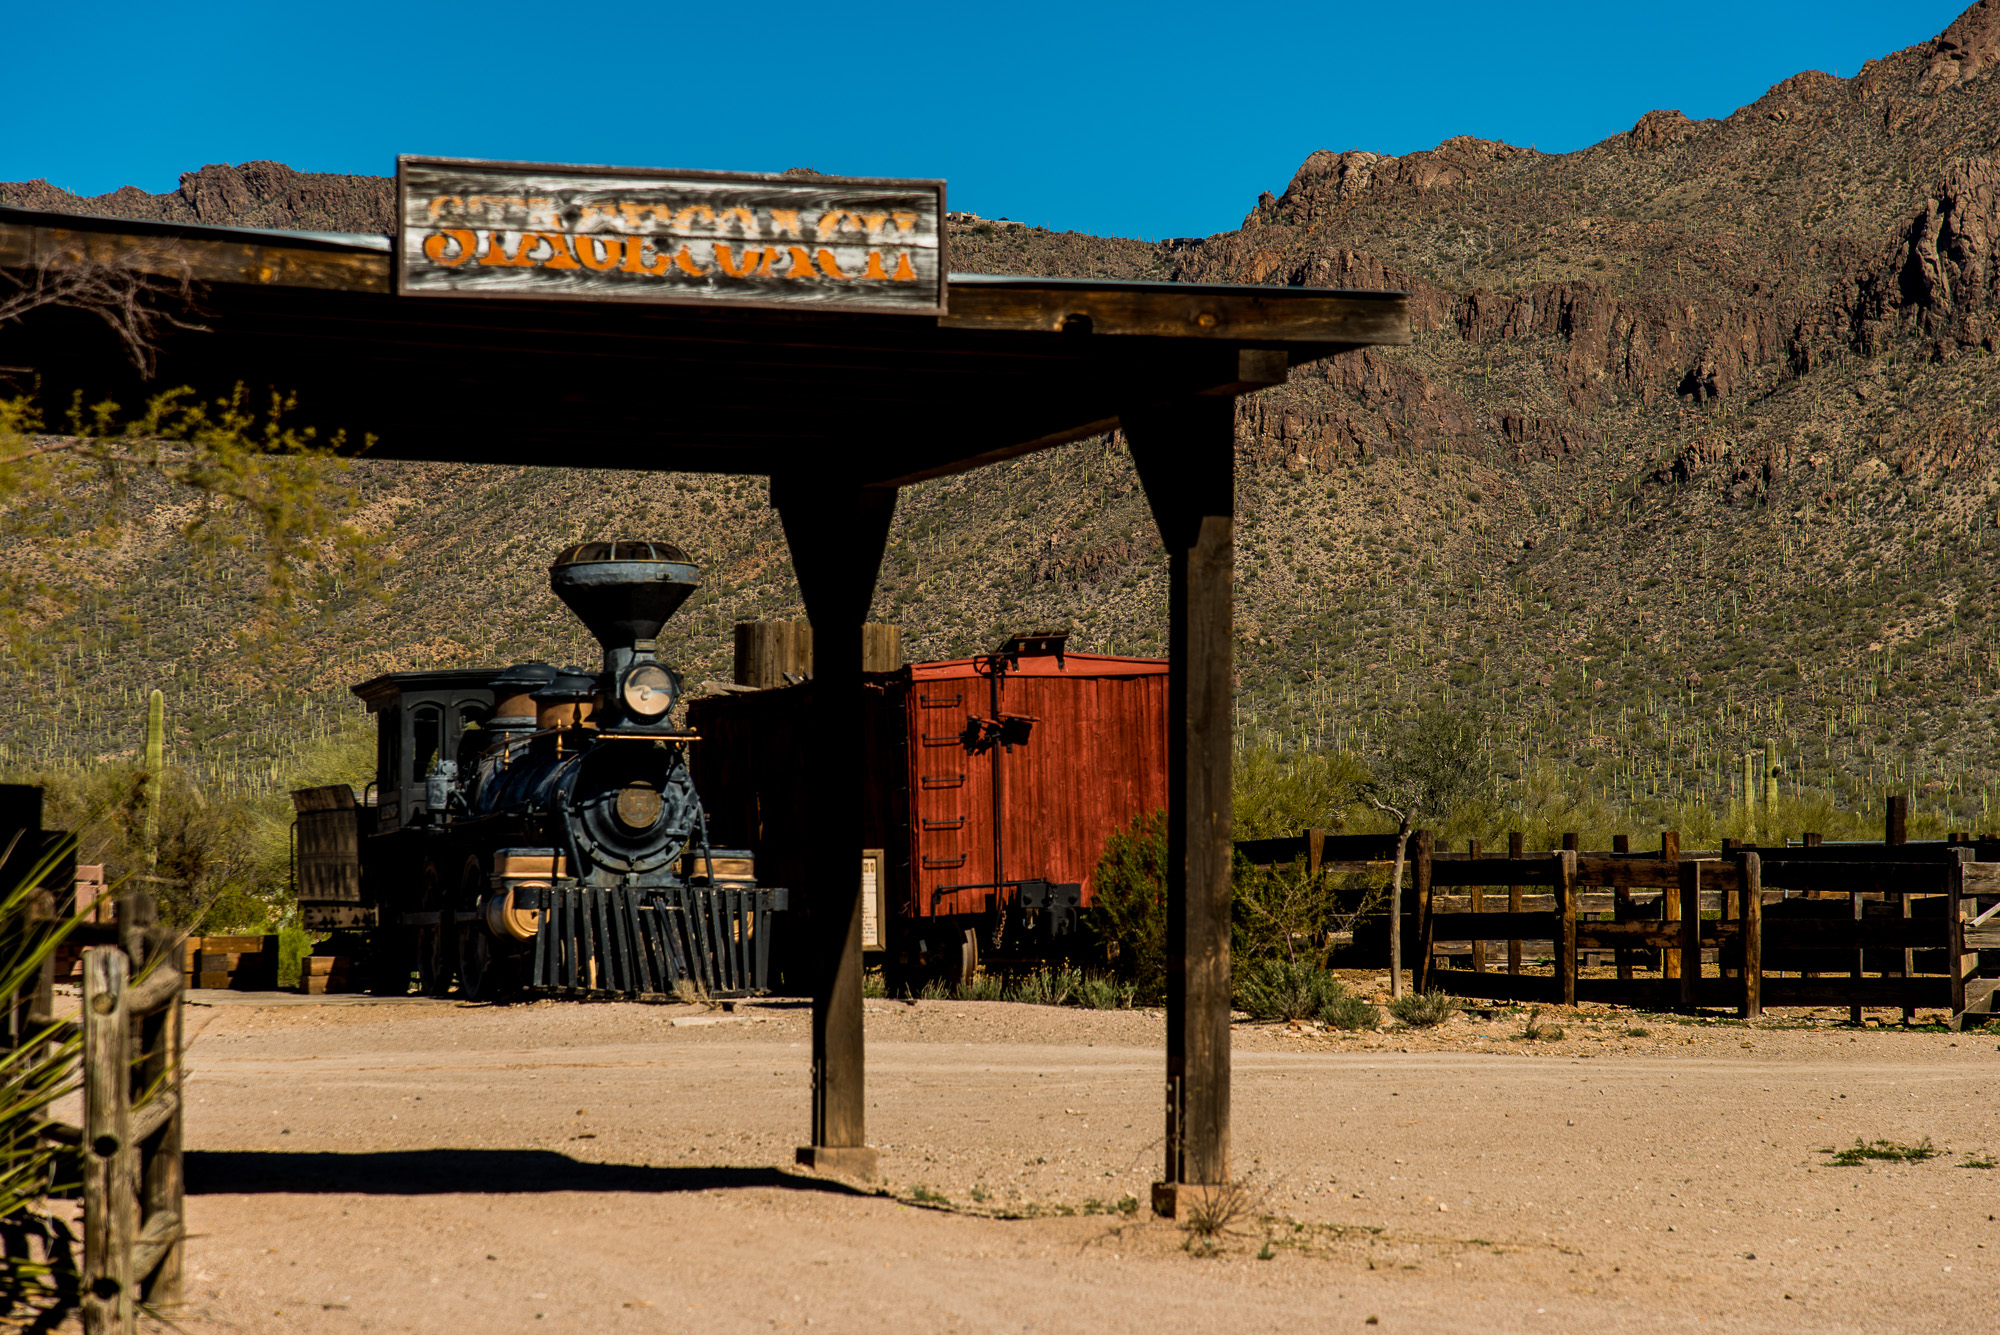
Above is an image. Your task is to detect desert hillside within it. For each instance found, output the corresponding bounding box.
[9,3,2000,829]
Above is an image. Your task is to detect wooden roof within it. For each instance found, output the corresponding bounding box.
[0,205,1408,485]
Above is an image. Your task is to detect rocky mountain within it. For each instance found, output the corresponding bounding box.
[9,3,2000,830]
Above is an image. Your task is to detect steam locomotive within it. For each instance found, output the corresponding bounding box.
[291,540,785,1000]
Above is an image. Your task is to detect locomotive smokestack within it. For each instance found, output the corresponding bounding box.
[549,540,701,651]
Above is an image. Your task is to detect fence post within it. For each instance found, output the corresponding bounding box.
[1467,840,1485,974]
[135,915,184,1306]
[1506,831,1524,976]
[82,948,135,1335]
[1739,852,1761,1020]
[1413,831,1434,994]
[1678,860,1701,1012]
[1948,855,1969,1025]
[1611,835,1632,980]
[1555,850,1577,1007]
[1849,886,1865,1027]
[1662,831,1682,999]
[1885,795,1908,846]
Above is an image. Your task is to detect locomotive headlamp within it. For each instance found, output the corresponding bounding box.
[615,783,663,830]
[621,663,675,719]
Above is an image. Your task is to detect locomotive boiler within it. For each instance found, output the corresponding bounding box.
[292,540,785,999]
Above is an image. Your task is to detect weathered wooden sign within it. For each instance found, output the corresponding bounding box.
[395,156,946,314]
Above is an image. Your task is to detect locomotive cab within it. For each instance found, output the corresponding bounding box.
[352,670,498,832]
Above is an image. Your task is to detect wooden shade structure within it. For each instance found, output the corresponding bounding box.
[0,201,1409,1206]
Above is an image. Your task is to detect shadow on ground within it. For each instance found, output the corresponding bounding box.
[186,1150,873,1197]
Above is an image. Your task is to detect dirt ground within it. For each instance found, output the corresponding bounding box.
[64,978,2000,1334]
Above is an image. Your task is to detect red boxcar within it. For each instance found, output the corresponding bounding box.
[687,639,1167,983]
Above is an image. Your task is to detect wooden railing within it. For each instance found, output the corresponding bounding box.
[52,892,186,1335]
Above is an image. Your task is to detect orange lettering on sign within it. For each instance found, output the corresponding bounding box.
[671,205,713,232]
[673,245,709,277]
[814,210,845,238]
[533,232,581,270]
[861,250,890,280]
[815,249,850,280]
[623,238,673,276]
[891,211,919,233]
[780,246,818,279]
[574,233,625,271]
[478,231,539,267]
[768,209,803,237]
[891,251,917,281]
[422,229,478,266]
[852,211,888,236]
[425,195,465,222]
[713,244,769,278]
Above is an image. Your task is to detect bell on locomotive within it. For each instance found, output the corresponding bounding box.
[291,540,785,1002]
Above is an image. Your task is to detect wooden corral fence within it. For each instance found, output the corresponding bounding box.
[1238,805,2000,1029]
[35,892,187,1335]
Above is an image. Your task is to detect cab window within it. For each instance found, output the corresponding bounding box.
[412,705,443,781]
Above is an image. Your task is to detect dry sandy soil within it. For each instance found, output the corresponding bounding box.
[63,982,2000,1334]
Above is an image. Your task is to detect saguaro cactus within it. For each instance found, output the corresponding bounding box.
[142,689,163,873]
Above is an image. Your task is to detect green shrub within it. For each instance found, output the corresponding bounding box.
[1075,973,1136,1010]
[1008,967,1080,1006]
[1236,958,1343,1022]
[1319,989,1380,1031]
[1387,989,1457,1028]
[1089,809,1168,996]
[959,973,1005,1002]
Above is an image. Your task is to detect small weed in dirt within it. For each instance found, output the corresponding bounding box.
[862,971,886,998]
[907,1184,951,1206]
[1180,1179,1255,1250]
[1386,989,1456,1028]
[1518,1008,1565,1042]
[1959,1156,1996,1169]
[1623,1027,1651,1038]
[1820,1138,1940,1167]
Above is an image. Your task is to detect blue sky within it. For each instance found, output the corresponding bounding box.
[5,1,1973,240]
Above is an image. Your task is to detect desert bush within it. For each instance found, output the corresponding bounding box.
[1319,989,1380,1031]
[1235,958,1342,1022]
[1075,973,1136,1010]
[1387,989,1457,1028]
[1089,809,1168,996]
[1008,967,1081,1007]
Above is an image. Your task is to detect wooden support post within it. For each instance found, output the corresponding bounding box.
[775,477,897,1180]
[1468,839,1485,974]
[1127,397,1235,1214]
[1506,831,1524,976]
[1803,832,1822,847]
[82,948,134,1335]
[1413,830,1434,994]
[1561,832,1579,852]
[1661,831,1682,993]
[1678,860,1701,1012]
[1554,850,1577,1008]
[1739,852,1762,1020]
[1885,795,1908,846]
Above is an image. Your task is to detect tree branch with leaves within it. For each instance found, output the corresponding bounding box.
[1361,706,1492,999]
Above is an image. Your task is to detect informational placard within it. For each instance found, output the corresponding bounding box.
[860,848,885,953]
[396,157,945,315]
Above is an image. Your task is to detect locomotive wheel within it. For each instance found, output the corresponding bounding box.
[415,856,457,998]
[455,854,497,1001]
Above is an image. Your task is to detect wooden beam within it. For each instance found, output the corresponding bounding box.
[1126,396,1234,1215]
[774,476,896,1179]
